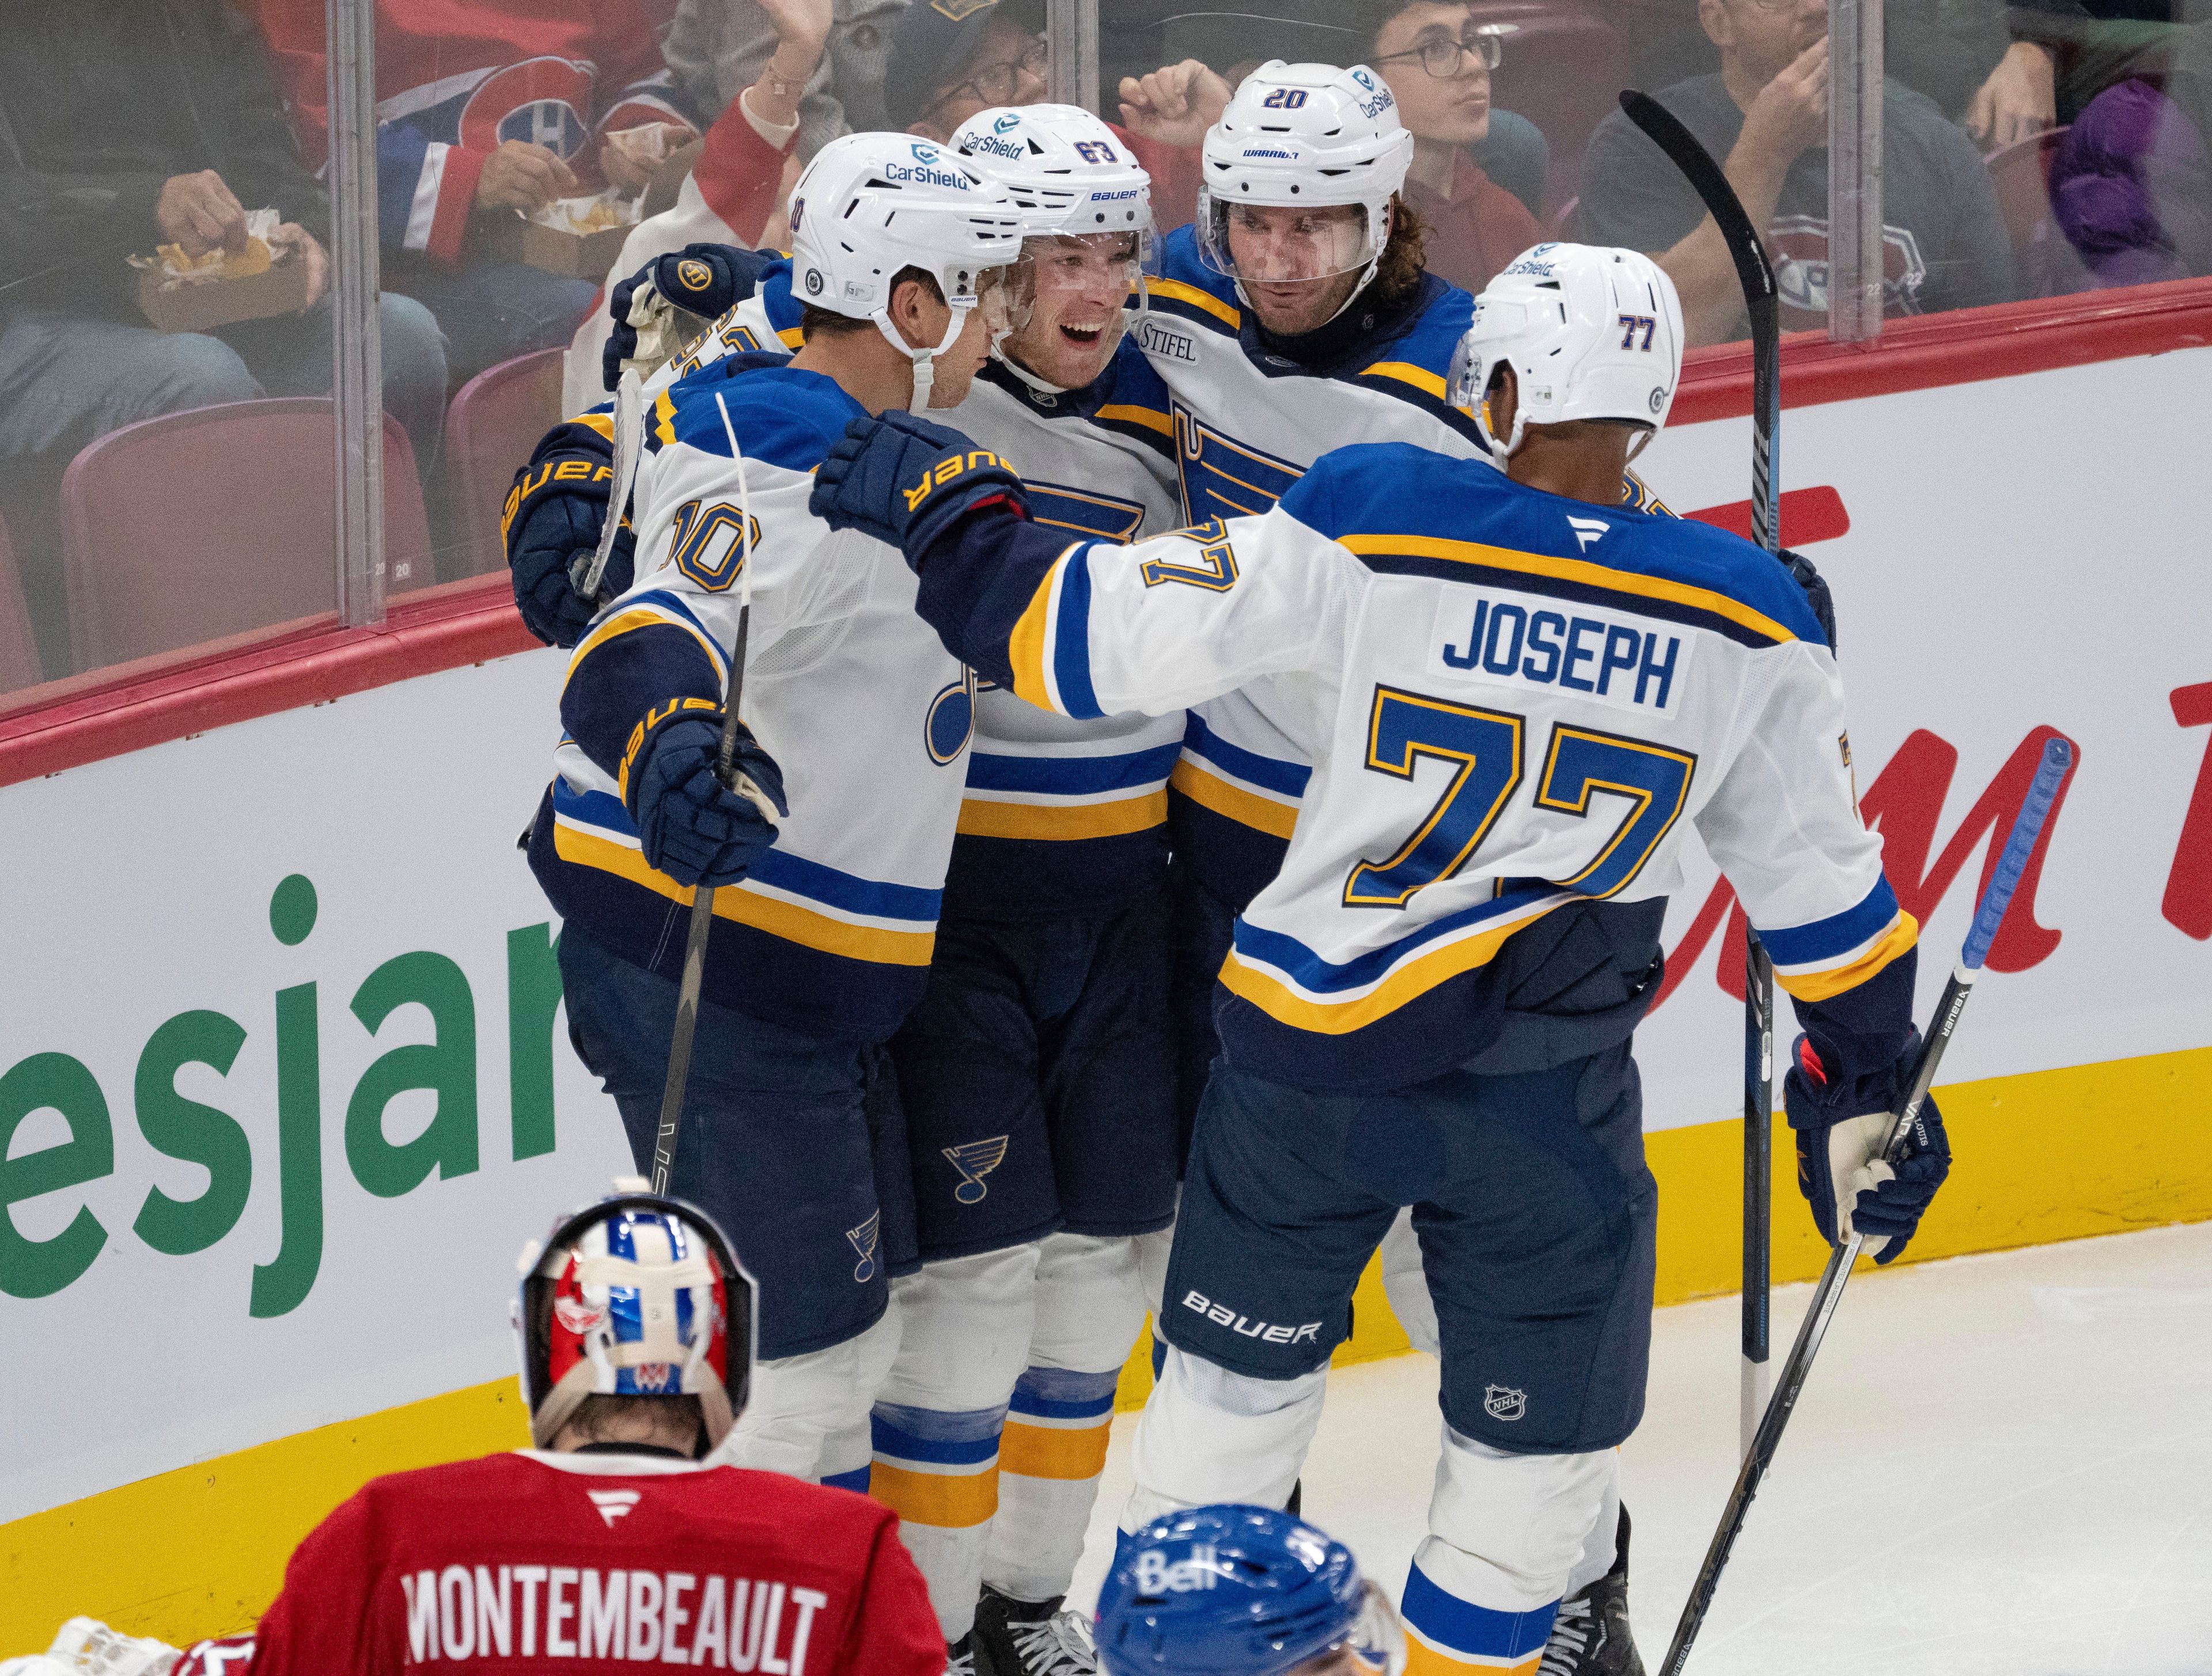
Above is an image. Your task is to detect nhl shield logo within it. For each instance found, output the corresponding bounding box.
[846,1211,881,1282]
[1483,1384,1528,1422]
[943,1136,1009,1205]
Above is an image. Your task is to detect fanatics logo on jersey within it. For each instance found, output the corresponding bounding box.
[1483,1384,1528,1422]
[1567,516,1609,553]
[588,1488,641,1527]
[942,1136,1009,1204]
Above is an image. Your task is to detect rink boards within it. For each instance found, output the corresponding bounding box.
[3,319,2211,1648]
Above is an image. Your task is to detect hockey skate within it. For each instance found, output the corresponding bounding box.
[946,1634,980,1676]
[971,1586,1100,1676]
[1537,1507,1644,1676]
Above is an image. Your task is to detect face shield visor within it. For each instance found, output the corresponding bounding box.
[1290,1583,1410,1676]
[1196,196,1385,286]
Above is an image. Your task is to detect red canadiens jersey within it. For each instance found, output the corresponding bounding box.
[175,1451,944,1676]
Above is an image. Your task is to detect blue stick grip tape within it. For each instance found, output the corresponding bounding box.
[1961,737,2072,971]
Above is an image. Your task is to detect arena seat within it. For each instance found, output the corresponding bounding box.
[0,512,43,696]
[1987,126,2070,254]
[59,399,433,674]
[444,347,568,581]
[1467,1,1630,214]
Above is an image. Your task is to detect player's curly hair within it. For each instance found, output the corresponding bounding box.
[1372,194,1430,308]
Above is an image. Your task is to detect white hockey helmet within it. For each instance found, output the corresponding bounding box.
[1195,62,1415,301]
[513,1180,754,1455]
[1452,243,1685,460]
[949,104,1154,244]
[787,131,1025,407]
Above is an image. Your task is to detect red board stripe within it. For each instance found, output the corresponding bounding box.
[1684,485,1851,547]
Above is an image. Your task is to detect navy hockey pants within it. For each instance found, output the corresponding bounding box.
[889,888,1180,1260]
[558,922,919,1359]
[1163,1040,1658,1454]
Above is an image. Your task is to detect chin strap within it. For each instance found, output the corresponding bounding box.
[873,304,972,412]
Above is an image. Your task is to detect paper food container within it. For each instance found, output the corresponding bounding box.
[483,193,638,278]
[135,258,310,334]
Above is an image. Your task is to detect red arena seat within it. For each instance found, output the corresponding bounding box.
[1468,1,1630,215]
[59,398,433,674]
[445,347,569,580]
[0,510,43,695]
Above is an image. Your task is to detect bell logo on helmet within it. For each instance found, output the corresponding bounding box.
[1484,1384,1528,1421]
[1132,1543,1221,1595]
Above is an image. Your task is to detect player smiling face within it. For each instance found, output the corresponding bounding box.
[1225,203,1373,336]
[998,232,1143,388]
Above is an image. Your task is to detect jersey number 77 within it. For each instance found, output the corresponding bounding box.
[1343,686,1697,907]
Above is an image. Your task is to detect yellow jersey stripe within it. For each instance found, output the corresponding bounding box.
[1095,402,1174,437]
[1404,1633,1542,1675]
[1218,900,1571,1035]
[1171,759,1299,840]
[868,1461,999,1530]
[1337,534,1797,646]
[652,388,676,446]
[1775,910,1919,1003]
[571,411,616,440]
[565,607,725,696]
[552,824,937,966]
[998,1416,1112,1481]
[1361,360,1450,400]
[1008,561,1062,713]
[777,324,805,349]
[1149,277,1240,328]
[956,789,1168,841]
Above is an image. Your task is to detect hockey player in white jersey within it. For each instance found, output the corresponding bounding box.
[523,132,1024,1567]
[808,243,1953,1676]
[862,107,1188,1676]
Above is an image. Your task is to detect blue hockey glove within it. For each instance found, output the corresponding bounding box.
[603,243,767,391]
[1785,1032,1950,1263]
[1778,546,1838,652]
[810,410,1029,563]
[623,707,789,888]
[509,489,632,648]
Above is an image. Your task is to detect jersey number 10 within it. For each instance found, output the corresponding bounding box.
[1344,686,1696,907]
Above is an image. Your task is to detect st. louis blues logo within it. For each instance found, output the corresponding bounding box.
[846,1211,881,1282]
[942,1137,1009,1205]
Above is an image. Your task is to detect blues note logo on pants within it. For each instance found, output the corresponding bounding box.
[942,1137,1010,1205]
[846,1212,881,1282]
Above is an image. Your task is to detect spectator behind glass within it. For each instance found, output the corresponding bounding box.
[2031,74,2212,293]
[246,0,703,384]
[664,0,906,165]
[1359,0,1541,296]
[0,0,447,676]
[1578,0,2017,346]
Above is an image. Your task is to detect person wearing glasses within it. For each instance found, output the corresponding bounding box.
[890,0,1054,142]
[1578,0,2017,345]
[1362,0,1545,296]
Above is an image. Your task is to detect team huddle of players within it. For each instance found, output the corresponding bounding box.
[6,55,1956,1676]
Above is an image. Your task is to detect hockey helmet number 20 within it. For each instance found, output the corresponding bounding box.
[513,1180,755,1454]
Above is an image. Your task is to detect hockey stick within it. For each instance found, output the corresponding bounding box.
[1617,89,1783,1454]
[1658,736,2073,1675]
[649,390,757,1195]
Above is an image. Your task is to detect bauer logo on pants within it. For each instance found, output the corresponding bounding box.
[1484,1384,1528,1422]
[942,1136,1009,1204]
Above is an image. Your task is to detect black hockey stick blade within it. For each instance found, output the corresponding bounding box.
[1618,91,1776,315]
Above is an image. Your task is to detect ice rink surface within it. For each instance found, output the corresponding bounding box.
[1067,1222,2212,1675]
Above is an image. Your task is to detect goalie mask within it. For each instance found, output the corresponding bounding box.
[1450,242,1685,463]
[514,1182,753,1455]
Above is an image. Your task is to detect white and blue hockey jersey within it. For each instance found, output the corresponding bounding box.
[1137,227,1674,918]
[656,260,1191,920]
[527,355,972,1043]
[906,441,1917,1091]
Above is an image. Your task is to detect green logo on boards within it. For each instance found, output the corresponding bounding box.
[0,875,569,1316]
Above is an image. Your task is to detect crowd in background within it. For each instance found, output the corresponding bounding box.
[1,0,2207,690]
